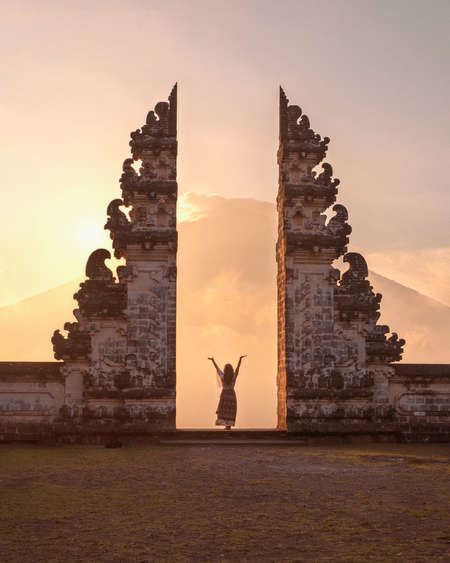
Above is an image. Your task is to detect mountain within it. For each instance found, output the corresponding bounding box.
[0,280,81,361]
[1,194,449,427]
[368,272,450,365]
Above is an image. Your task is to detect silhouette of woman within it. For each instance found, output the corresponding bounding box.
[208,356,246,430]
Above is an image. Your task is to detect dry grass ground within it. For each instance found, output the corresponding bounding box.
[0,442,449,562]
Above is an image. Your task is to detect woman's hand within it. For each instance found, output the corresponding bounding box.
[208,357,214,361]
[240,355,247,360]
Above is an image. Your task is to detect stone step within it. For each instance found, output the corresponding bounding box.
[156,429,307,445]
[161,429,291,440]
[158,438,307,446]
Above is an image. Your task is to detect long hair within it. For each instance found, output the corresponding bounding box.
[223,363,234,385]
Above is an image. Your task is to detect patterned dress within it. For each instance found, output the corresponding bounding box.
[215,369,237,427]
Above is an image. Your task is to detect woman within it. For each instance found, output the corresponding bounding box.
[208,355,246,430]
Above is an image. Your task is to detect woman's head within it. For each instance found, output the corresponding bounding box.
[223,363,234,384]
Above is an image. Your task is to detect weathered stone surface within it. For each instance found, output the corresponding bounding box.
[0,363,65,439]
[390,364,450,440]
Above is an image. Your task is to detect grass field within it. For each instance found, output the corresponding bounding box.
[0,442,449,562]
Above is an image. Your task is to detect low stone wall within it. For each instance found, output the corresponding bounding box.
[0,362,176,441]
[0,362,449,441]
[0,362,64,440]
[390,364,450,441]
[0,362,64,420]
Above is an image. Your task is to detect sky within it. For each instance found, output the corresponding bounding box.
[1,1,449,304]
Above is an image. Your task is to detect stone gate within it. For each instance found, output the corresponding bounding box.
[276,88,405,432]
[0,85,449,441]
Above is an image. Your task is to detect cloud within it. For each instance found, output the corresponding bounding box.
[177,192,206,223]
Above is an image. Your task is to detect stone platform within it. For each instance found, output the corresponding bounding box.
[154,428,402,446]
[0,426,402,445]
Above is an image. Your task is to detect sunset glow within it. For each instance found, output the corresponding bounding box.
[75,219,103,249]
[177,193,205,223]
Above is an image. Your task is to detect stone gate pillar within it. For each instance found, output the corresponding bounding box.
[109,84,178,427]
[276,88,404,432]
[53,86,178,432]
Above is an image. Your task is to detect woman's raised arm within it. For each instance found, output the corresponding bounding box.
[208,357,221,373]
[233,355,247,381]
